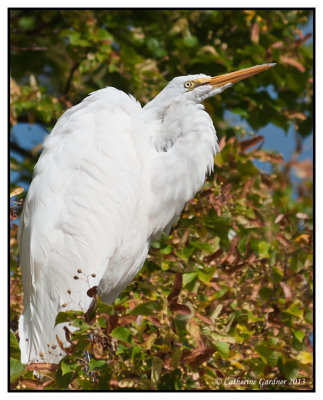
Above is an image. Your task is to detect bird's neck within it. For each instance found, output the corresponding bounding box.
[146,100,220,237]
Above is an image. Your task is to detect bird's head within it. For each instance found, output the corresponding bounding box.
[170,63,276,100]
[144,63,276,113]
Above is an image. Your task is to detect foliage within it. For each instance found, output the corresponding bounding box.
[10,9,313,185]
[10,9,313,391]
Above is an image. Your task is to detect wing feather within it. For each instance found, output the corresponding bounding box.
[18,88,143,363]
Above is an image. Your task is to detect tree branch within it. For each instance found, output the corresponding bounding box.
[64,61,81,95]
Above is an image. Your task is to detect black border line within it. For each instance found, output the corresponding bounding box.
[8,7,315,393]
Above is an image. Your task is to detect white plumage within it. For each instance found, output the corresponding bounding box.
[18,65,275,364]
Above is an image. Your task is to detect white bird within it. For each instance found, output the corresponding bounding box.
[18,63,275,364]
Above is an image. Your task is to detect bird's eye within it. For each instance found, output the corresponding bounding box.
[184,81,193,89]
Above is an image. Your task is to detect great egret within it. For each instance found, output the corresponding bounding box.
[18,63,275,364]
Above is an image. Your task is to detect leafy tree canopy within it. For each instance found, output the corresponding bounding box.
[10,9,313,391]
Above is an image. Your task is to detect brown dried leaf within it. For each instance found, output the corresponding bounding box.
[87,286,98,298]
[42,378,55,388]
[55,334,71,353]
[10,207,17,221]
[106,313,119,333]
[219,136,226,150]
[242,177,256,197]
[182,347,215,367]
[221,183,232,201]
[284,110,307,120]
[291,159,313,178]
[146,316,164,328]
[63,326,76,346]
[10,187,24,198]
[222,235,240,265]
[31,143,43,156]
[296,212,309,219]
[276,233,290,247]
[251,22,259,43]
[247,253,257,265]
[20,379,44,390]
[26,363,60,371]
[118,315,137,326]
[142,332,157,350]
[169,302,191,315]
[254,150,283,163]
[128,299,137,310]
[167,273,182,303]
[274,214,285,224]
[240,135,264,152]
[85,299,97,324]
[187,319,202,344]
[203,248,223,264]
[292,33,312,48]
[280,56,306,72]
[280,281,292,302]
[195,312,213,325]
[295,234,310,244]
[251,283,261,300]
[92,341,106,359]
[272,41,284,48]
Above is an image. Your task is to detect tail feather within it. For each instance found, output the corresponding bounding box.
[19,290,70,364]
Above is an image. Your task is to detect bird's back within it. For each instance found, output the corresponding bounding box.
[18,88,146,363]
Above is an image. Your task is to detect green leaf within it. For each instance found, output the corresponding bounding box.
[160,244,172,254]
[256,345,280,367]
[96,299,114,315]
[131,345,142,363]
[10,330,21,360]
[210,304,223,320]
[214,286,228,299]
[190,241,214,253]
[293,329,305,343]
[61,356,79,375]
[174,318,187,339]
[10,357,25,383]
[258,241,271,258]
[55,369,74,389]
[175,247,194,261]
[197,266,217,283]
[158,369,182,390]
[183,35,198,48]
[75,339,90,352]
[285,301,304,318]
[71,318,91,333]
[247,311,263,323]
[170,346,182,369]
[146,38,167,58]
[296,351,313,365]
[151,357,163,384]
[271,266,284,284]
[259,287,273,301]
[111,326,132,343]
[183,272,198,287]
[216,341,230,359]
[279,360,299,380]
[66,31,89,47]
[88,358,106,371]
[18,16,35,30]
[55,310,84,326]
[129,300,162,316]
[98,316,107,328]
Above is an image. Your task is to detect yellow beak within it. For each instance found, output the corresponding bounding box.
[195,63,276,88]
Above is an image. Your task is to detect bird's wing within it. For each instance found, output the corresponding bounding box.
[18,87,143,363]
